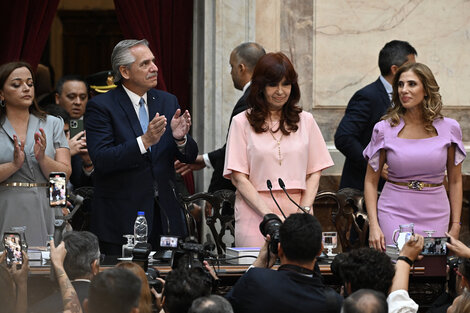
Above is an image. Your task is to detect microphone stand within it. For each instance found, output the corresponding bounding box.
[266,180,286,219]
[278,178,309,214]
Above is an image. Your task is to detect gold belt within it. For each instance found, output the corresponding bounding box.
[387,179,443,191]
[0,182,49,187]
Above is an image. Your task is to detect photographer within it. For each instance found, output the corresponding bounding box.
[29,231,100,313]
[387,234,423,313]
[0,249,28,313]
[225,213,342,313]
[430,232,470,313]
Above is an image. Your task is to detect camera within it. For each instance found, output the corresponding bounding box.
[259,214,282,254]
[171,236,208,270]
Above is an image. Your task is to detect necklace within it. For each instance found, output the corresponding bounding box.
[269,129,283,166]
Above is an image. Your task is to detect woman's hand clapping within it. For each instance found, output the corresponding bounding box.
[34,128,47,162]
[12,134,25,169]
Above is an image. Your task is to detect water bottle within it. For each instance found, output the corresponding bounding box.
[134,211,148,244]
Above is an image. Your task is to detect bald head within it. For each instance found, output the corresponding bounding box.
[342,289,388,313]
[230,42,266,90]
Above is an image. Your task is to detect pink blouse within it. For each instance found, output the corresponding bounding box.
[223,110,333,191]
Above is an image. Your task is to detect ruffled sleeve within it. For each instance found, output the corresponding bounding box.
[448,118,466,165]
[363,121,385,172]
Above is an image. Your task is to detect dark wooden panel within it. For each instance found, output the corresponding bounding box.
[58,10,124,76]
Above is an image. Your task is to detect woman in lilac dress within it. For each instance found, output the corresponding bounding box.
[364,63,465,251]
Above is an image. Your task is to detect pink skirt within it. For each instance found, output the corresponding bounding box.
[234,189,302,247]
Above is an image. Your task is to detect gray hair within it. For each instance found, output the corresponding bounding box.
[63,231,100,280]
[232,42,266,71]
[189,295,234,313]
[111,39,149,83]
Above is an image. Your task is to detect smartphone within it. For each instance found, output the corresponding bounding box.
[160,236,179,249]
[3,232,23,267]
[49,172,67,207]
[422,237,448,256]
[69,119,84,139]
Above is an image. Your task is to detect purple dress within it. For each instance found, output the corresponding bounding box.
[363,117,466,245]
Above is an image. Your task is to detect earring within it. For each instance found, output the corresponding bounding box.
[0,99,4,107]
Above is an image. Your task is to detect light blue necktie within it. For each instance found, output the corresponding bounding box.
[138,98,148,133]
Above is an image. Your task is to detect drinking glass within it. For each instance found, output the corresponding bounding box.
[122,235,134,258]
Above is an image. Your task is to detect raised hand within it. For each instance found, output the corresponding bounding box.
[171,109,191,141]
[34,128,47,161]
[142,113,167,149]
[68,131,86,157]
[12,134,25,169]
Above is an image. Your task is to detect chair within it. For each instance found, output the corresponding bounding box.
[180,189,235,255]
[335,188,369,251]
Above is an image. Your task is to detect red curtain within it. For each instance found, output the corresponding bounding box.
[114,0,195,194]
[0,0,60,70]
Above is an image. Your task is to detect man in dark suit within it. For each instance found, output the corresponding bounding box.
[226,213,343,313]
[335,40,417,191]
[175,42,265,192]
[85,39,198,254]
[29,231,100,313]
[55,75,95,190]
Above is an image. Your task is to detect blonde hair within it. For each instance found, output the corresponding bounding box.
[116,262,152,313]
[383,62,443,132]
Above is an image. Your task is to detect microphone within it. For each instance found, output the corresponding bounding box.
[266,180,286,219]
[278,178,309,214]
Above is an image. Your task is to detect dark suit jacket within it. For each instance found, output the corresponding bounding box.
[29,280,89,313]
[70,154,94,189]
[207,86,250,192]
[84,86,198,244]
[334,78,390,191]
[226,267,342,313]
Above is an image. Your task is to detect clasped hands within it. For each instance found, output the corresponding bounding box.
[142,109,191,149]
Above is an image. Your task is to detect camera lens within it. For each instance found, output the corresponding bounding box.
[259,214,282,254]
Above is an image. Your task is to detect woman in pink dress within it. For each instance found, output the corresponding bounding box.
[223,52,333,247]
[364,63,465,251]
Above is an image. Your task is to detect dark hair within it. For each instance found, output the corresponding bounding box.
[339,248,395,296]
[43,104,71,125]
[88,268,141,313]
[189,295,234,313]
[55,74,89,95]
[0,61,45,121]
[279,213,322,262]
[232,42,266,71]
[384,62,443,133]
[460,258,470,281]
[247,52,302,135]
[163,267,212,313]
[342,289,388,313]
[378,40,417,76]
[0,266,15,313]
[63,231,100,280]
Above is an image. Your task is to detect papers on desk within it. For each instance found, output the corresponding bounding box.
[226,247,260,265]
[27,247,50,267]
